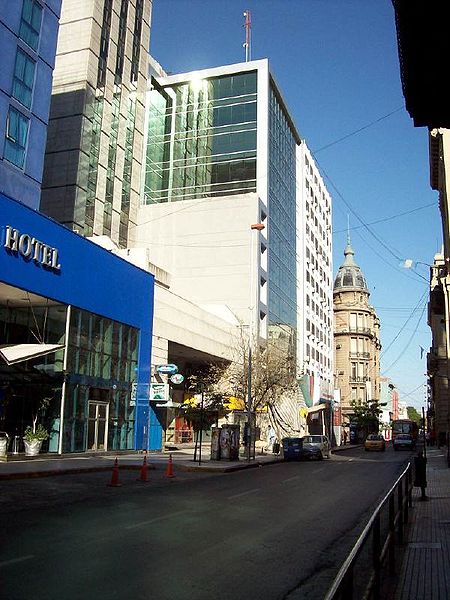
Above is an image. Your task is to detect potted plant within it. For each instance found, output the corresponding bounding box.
[23,424,49,456]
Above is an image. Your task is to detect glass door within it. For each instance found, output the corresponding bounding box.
[87,402,109,451]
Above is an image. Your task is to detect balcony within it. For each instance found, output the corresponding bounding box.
[335,327,372,336]
[350,352,370,359]
[349,376,370,384]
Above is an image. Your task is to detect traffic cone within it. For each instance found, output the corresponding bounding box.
[107,457,122,487]
[137,454,149,482]
[165,453,175,478]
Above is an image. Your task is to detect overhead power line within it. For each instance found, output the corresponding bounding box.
[312,106,404,154]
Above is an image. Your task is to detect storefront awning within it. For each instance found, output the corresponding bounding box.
[307,404,326,414]
[0,344,65,366]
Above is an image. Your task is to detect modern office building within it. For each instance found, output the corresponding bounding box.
[41,0,152,248]
[0,0,61,209]
[137,59,334,404]
[333,239,381,421]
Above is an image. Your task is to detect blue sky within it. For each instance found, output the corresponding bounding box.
[150,0,440,410]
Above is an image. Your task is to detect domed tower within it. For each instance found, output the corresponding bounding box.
[333,238,381,422]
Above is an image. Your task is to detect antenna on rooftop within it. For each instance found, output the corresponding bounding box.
[243,10,251,62]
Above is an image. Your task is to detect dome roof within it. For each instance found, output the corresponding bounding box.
[334,240,368,291]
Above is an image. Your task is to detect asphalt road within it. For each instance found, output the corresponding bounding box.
[0,446,414,600]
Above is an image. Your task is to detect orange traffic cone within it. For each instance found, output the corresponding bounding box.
[137,454,149,482]
[165,453,175,478]
[107,457,122,487]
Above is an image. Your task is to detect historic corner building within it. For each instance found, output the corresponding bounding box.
[0,193,157,453]
[333,239,381,422]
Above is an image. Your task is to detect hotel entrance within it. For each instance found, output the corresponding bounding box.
[87,401,109,451]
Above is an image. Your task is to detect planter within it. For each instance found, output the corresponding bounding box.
[23,439,43,456]
[0,434,9,459]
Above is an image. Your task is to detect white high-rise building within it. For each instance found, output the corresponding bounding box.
[136,59,334,400]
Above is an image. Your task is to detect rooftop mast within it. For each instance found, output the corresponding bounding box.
[243,10,251,62]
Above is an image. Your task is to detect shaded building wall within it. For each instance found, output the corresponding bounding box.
[41,0,152,247]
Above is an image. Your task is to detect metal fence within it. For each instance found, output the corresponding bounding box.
[324,462,413,600]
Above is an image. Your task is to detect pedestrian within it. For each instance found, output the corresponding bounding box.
[343,430,348,445]
[414,450,427,501]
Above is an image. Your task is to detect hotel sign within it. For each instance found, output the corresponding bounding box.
[3,225,61,271]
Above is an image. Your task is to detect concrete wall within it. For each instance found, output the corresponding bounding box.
[135,193,267,334]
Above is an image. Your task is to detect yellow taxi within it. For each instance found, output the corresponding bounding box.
[364,434,386,452]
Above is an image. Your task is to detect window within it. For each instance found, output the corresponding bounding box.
[4,107,29,168]
[12,49,35,108]
[19,0,43,51]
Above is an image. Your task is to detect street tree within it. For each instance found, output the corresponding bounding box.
[350,398,386,438]
[406,405,421,425]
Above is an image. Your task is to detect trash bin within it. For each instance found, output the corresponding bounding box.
[282,437,303,460]
[0,431,9,459]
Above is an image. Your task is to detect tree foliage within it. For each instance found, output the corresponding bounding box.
[406,406,421,425]
[211,330,298,412]
[350,399,386,434]
[178,327,299,433]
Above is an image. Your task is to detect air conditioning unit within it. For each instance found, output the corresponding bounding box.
[338,370,344,375]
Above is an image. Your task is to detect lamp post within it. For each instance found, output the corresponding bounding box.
[247,222,265,462]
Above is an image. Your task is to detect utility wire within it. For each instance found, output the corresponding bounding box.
[381,300,427,375]
[312,106,404,154]
[333,202,436,234]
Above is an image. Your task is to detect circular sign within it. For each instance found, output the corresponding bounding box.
[170,373,184,385]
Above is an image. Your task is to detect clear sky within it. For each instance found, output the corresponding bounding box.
[150,0,440,411]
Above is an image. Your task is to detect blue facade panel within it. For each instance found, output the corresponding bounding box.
[0,192,159,450]
[0,0,62,210]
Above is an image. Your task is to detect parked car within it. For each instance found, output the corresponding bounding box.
[393,434,416,451]
[301,435,331,460]
[364,434,386,452]
[282,437,303,461]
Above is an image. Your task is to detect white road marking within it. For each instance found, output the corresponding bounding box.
[227,488,260,500]
[282,475,301,483]
[125,509,189,530]
[0,555,34,568]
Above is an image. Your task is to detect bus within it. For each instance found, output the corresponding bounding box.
[391,419,419,441]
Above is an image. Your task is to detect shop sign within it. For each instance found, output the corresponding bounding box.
[149,383,169,401]
[3,224,61,271]
[156,363,178,375]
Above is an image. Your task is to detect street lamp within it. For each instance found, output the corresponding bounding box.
[401,259,430,282]
[247,223,265,462]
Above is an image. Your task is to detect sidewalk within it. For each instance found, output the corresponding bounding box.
[394,447,450,599]
[0,442,358,480]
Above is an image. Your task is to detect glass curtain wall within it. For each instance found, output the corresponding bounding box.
[267,85,297,341]
[63,308,139,453]
[143,72,258,203]
[0,303,66,452]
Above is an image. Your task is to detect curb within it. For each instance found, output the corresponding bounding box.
[0,464,155,481]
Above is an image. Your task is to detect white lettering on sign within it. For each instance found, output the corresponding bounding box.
[4,225,61,271]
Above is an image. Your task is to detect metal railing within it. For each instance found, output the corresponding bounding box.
[324,462,413,600]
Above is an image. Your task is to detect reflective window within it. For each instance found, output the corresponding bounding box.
[144,71,257,203]
[4,106,29,168]
[12,48,36,108]
[19,0,43,51]
[267,85,297,330]
[64,308,139,453]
